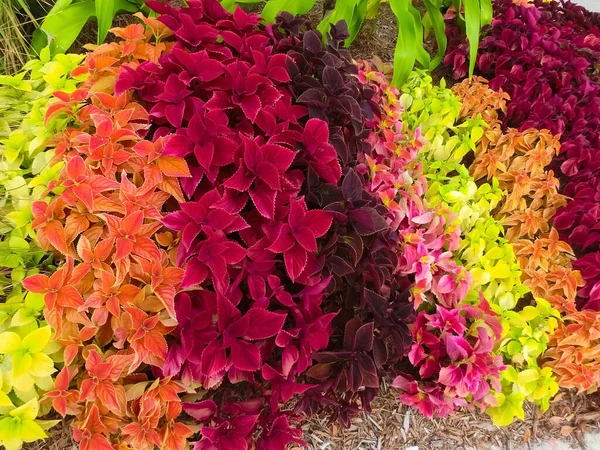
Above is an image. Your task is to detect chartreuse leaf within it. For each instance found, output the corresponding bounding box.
[390,0,418,87]
[96,0,116,44]
[0,399,48,450]
[0,332,21,354]
[463,0,481,77]
[422,0,447,68]
[0,391,13,408]
[21,326,51,354]
[262,0,318,23]
[486,391,525,426]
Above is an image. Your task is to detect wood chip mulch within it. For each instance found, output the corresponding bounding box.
[24,389,600,449]
[297,389,600,450]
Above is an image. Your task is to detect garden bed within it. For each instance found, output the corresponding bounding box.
[3,0,600,449]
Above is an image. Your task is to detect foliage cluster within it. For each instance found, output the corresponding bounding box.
[445,0,600,311]
[5,0,600,448]
[20,18,197,450]
[118,3,419,445]
[356,61,503,418]
[0,49,84,294]
[0,47,85,450]
[357,62,564,425]
[445,0,600,394]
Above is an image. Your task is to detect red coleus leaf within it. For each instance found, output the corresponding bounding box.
[231,340,261,371]
[244,309,286,340]
[183,400,217,422]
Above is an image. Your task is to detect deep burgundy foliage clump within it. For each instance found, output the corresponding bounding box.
[118,1,414,446]
[444,0,600,310]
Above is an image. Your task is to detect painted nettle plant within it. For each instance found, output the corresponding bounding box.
[2,0,600,448]
[220,0,492,85]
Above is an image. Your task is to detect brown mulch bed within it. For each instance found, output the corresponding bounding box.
[23,419,75,450]
[300,389,600,450]
[30,389,600,449]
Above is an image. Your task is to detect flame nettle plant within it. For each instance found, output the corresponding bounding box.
[400,72,526,310]
[357,61,503,418]
[119,0,414,443]
[393,299,504,418]
[450,77,566,422]
[21,20,194,450]
[0,49,85,298]
[448,55,597,393]
[0,48,86,450]
[445,0,600,310]
[364,67,561,424]
[452,78,583,315]
[356,60,469,311]
[546,309,600,392]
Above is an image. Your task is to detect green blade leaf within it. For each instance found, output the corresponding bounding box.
[423,0,447,68]
[366,0,381,20]
[96,0,116,44]
[220,0,237,11]
[480,0,492,26]
[262,0,318,23]
[389,0,419,87]
[463,0,481,77]
[408,3,430,69]
[32,0,95,54]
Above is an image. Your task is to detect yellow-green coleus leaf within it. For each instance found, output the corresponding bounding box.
[0,327,55,379]
[486,389,525,426]
[0,399,48,450]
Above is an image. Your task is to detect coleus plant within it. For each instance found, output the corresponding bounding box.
[450,77,569,421]
[0,47,85,295]
[546,309,600,392]
[452,77,583,315]
[357,60,507,418]
[359,62,562,423]
[445,0,600,311]
[451,71,594,394]
[119,1,416,443]
[0,46,86,450]
[0,294,62,450]
[21,18,194,450]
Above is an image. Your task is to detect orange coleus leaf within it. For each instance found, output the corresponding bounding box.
[158,177,185,203]
[141,164,164,195]
[45,219,69,254]
[133,12,173,40]
[23,262,83,310]
[146,378,185,405]
[45,366,79,416]
[76,235,113,272]
[122,421,162,449]
[550,362,598,393]
[65,212,91,244]
[160,420,193,450]
[99,211,160,262]
[157,156,191,177]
